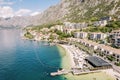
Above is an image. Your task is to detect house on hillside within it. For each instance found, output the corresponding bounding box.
[93,20,107,27]
[54,25,64,32]
[93,16,112,27]
[100,16,112,21]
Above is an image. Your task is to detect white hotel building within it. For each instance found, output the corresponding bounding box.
[74,32,88,39]
[77,39,120,62]
[63,22,88,33]
[89,32,107,40]
[111,30,120,47]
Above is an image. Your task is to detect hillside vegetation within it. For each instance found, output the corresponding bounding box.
[83,20,120,33]
[35,0,120,24]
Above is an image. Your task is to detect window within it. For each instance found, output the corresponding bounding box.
[117,55,119,58]
[113,54,115,56]
[117,59,119,62]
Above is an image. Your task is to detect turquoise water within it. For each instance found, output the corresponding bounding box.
[0,29,65,80]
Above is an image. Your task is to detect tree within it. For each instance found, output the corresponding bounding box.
[24,32,34,39]
[49,34,54,41]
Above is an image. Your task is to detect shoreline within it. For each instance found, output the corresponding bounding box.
[58,44,75,69]
[57,44,71,69]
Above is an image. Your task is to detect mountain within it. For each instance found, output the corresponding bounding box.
[34,0,120,24]
[0,0,120,28]
[0,16,33,28]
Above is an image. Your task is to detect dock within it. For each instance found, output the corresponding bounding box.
[50,68,101,76]
[72,70,101,75]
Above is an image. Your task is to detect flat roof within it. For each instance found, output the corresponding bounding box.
[85,56,111,67]
[79,39,98,46]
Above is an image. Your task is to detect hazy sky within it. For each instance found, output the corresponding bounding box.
[0,0,60,18]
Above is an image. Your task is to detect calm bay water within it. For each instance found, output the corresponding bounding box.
[0,29,65,80]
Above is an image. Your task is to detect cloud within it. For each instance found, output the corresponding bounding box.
[0,6,32,18]
[0,6,14,18]
[15,9,32,16]
[30,12,40,16]
[0,0,14,5]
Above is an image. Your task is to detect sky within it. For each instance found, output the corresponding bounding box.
[0,0,60,18]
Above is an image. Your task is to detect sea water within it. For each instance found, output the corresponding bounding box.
[0,29,65,80]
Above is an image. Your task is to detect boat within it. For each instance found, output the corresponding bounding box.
[50,43,56,46]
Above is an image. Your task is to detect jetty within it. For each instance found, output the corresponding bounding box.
[50,69,70,76]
